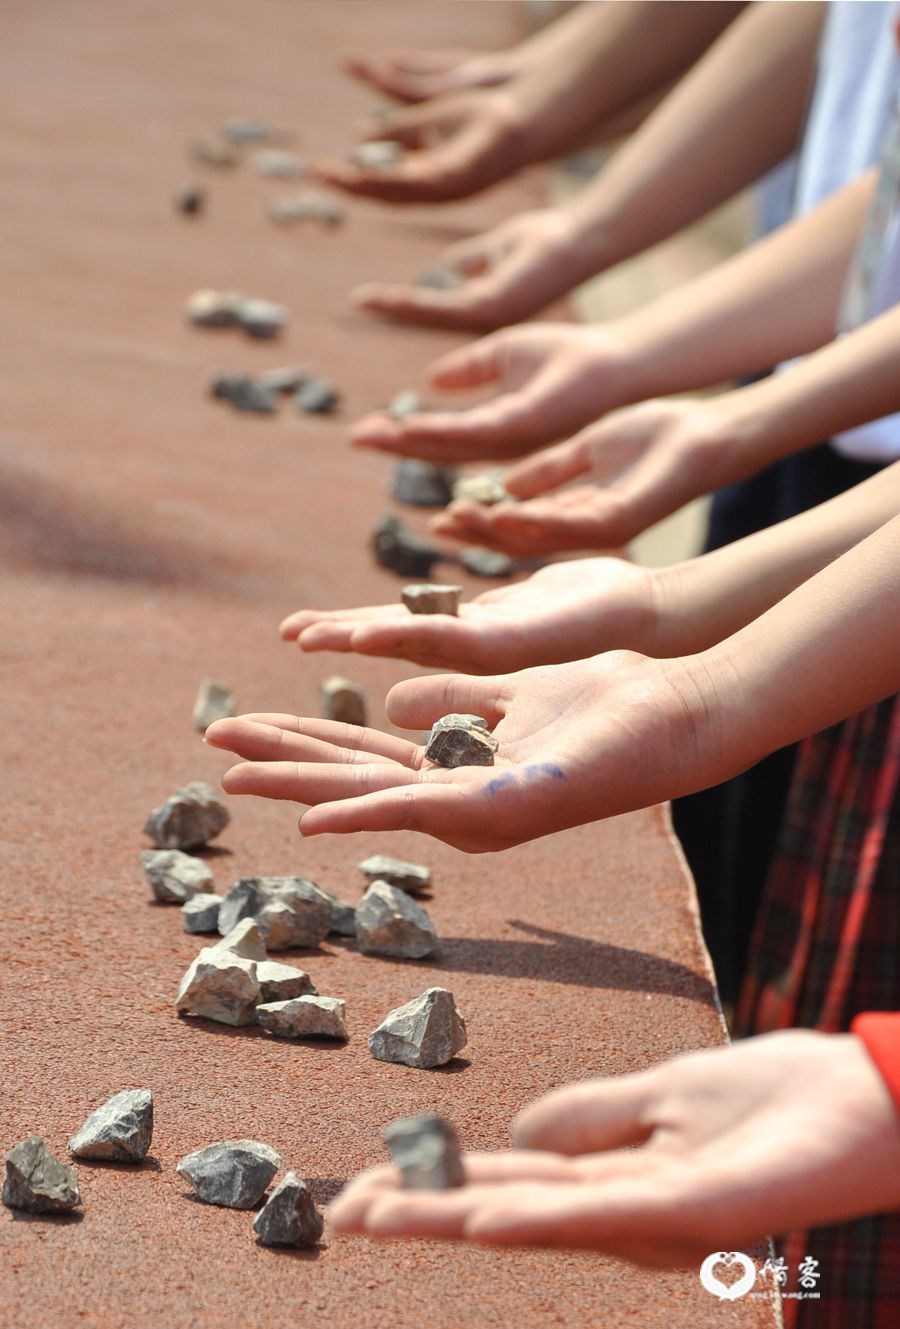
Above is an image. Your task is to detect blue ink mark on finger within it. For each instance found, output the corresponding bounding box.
[486,772,517,795]
[523,762,566,782]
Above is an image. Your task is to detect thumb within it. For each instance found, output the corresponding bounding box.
[386,671,510,731]
[506,434,590,499]
[429,329,506,391]
[513,1073,657,1156]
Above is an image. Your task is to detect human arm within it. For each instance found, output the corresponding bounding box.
[326,1026,900,1263]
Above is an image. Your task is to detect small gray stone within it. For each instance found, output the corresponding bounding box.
[350,139,404,168]
[211,918,267,962]
[221,117,290,145]
[144,782,230,851]
[267,191,344,227]
[141,848,214,904]
[236,298,289,340]
[372,514,443,578]
[256,899,304,951]
[209,373,278,414]
[458,546,514,579]
[3,1137,81,1214]
[355,881,438,959]
[390,459,456,508]
[68,1090,153,1163]
[369,987,467,1069]
[382,1114,464,1190]
[296,378,340,414]
[253,149,304,179]
[216,878,264,935]
[257,995,348,1041]
[258,365,313,395]
[190,134,239,168]
[452,473,510,506]
[218,876,332,950]
[186,288,243,327]
[321,675,366,726]
[177,1139,280,1209]
[316,886,357,936]
[256,960,317,1003]
[252,1171,323,1247]
[192,679,235,731]
[388,389,423,421]
[402,583,461,616]
[175,948,260,1026]
[418,264,464,291]
[175,183,205,216]
[425,714,498,768]
[357,853,432,896]
[181,893,223,934]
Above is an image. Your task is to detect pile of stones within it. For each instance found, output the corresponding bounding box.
[208,364,341,417]
[372,512,513,580]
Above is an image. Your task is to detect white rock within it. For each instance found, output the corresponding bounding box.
[175,949,259,1026]
[257,995,348,1041]
[141,849,213,903]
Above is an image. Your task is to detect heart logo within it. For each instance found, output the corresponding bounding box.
[699,1252,757,1301]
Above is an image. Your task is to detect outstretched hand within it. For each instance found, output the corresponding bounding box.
[327,1031,900,1264]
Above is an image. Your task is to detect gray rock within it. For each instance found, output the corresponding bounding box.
[382,1114,464,1190]
[355,881,438,959]
[141,848,214,904]
[424,714,498,768]
[402,583,461,616]
[192,679,235,731]
[316,886,357,936]
[350,139,403,168]
[181,893,222,934]
[320,675,366,726]
[256,960,317,1003]
[257,995,348,1041]
[218,877,332,950]
[357,853,432,896]
[418,264,464,291]
[190,134,239,168]
[175,948,260,1026]
[253,149,304,179]
[372,514,443,577]
[211,918,267,962]
[390,459,456,508]
[452,473,510,506]
[186,288,243,327]
[175,183,205,216]
[369,987,467,1069]
[258,364,313,395]
[235,298,289,340]
[3,1137,81,1214]
[68,1090,153,1163]
[252,1171,323,1247]
[388,389,423,421]
[216,878,265,935]
[256,899,304,951]
[177,1139,280,1209]
[209,372,277,414]
[267,191,344,227]
[221,117,291,145]
[143,782,230,850]
[458,546,514,579]
[296,378,340,414]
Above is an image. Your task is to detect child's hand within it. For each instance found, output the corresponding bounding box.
[342,46,518,104]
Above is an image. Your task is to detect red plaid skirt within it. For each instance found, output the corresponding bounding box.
[736,695,900,1328]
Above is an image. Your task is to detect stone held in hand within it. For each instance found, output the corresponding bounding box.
[320,675,366,726]
[372,514,443,578]
[424,714,498,768]
[256,995,348,1041]
[192,679,235,731]
[141,848,214,903]
[382,1114,465,1191]
[417,264,464,291]
[350,139,404,168]
[252,1171,323,1247]
[387,389,423,421]
[68,1089,154,1163]
[175,948,260,1026]
[355,881,438,960]
[451,473,510,506]
[209,372,278,415]
[357,853,432,896]
[3,1137,81,1214]
[176,1139,280,1209]
[402,583,461,616]
[181,893,223,934]
[458,546,514,579]
[369,987,467,1069]
[144,782,230,851]
[256,960,317,1004]
[211,918,267,962]
[390,459,456,509]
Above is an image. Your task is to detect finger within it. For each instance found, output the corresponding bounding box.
[348,617,487,671]
[223,758,421,805]
[298,780,498,849]
[206,715,420,766]
[427,332,505,391]
[385,671,508,729]
[280,606,399,640]
[350,281,496,333]
[429,504,544,557]
[505,436,590,499]
[513,1074,656,1155]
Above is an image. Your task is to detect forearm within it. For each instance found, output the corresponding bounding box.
[562,1,824,278]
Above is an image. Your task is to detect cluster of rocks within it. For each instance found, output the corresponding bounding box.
[209,364,340,417]
[187,289,289,340]
[176,1139,323,1246]
[371,513,513,580]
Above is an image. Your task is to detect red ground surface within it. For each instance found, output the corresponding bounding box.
[0,4,778,1327]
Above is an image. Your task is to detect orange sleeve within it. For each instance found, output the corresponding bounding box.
[852,1012,900,1114]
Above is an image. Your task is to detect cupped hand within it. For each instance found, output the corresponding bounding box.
[350,208,595,331]
[351,322,632,463]
[342,46,518,104]
[327,1031,900,1264]
[279,558,656,673]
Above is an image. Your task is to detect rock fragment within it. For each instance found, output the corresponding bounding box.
[418,264,464,291]
[257,995,348,1041]
[254,149,304,179]
[182,893,223,934]
[209,372,278,414]
[258,364,312,395]
[452,473,510,506]
[267,191,344,227]
[190,134,238,168]
[369,987,467,1069]
[252,1171,323,1247]
[143,782,230,851]
[175,948,260,1026]
[350,139,404,168]
[424,714,498,768]
[221,117,290,145]
[175,183,205,216]
[357,853,432,896]
[458,546,514,579]
[388,389,423,421]
[390,459,456,508]
[3,1137,81,1214]
[372,514,443,577]
[235,297,289,340]
[192,678,235,731]
[68,1090,153,1163]
[321,675,366,726]
[141,848,214,904]
[177,1140,280,1209]
[355,881,438,959]
[211,918,267,962]
[218,877,332,950]
[316,886,357,936]
[256,960,317,1004]
[186,288,243,328]
[296,378,340,414]
[383,1114,465,1190]
[402,583,461,616]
